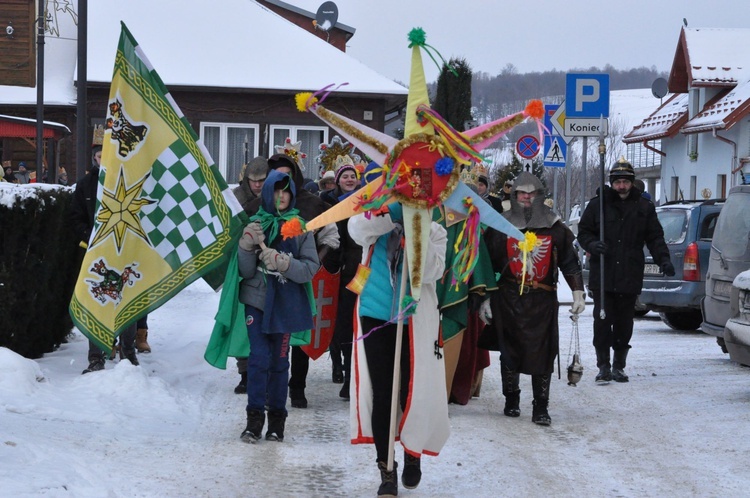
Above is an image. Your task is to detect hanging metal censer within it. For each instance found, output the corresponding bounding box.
[567,314,584,386]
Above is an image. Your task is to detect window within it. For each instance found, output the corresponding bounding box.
[656,210,688,244]
[671,176,681,201]
[700,213,720,240]
[270,126,328,179]
[717,174,727,199]
[200,123,259,184]
[690,176,697,200]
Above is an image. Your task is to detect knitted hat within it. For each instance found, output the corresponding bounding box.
[334,155,357,185]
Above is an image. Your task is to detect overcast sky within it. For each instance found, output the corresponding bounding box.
[292,0,750,83]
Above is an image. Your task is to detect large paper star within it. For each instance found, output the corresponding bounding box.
[298,29,543,299]
[90,167,155,252]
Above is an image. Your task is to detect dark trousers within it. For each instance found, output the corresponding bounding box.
[246,305,291,414]
[361,316,411,463]
[592,291,637,351]
[330,287,356,379]
[288,346,309,390]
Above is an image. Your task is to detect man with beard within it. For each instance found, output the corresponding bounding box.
[481,172,585,426]
[577,159,673,384]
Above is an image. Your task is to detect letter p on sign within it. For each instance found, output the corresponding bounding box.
[575,79,599,112]
[565,73,610,118]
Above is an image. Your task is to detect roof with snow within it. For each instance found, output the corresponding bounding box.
[628,26,750,142]
[681,80,750,133]
[669,27,750,92]
[623,93,689,143]
[0,0,406,107]
[85,0,406,98]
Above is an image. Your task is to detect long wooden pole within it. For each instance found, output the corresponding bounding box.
[387,245,409,472]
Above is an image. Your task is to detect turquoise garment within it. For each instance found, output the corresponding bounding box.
[358,205,406,321]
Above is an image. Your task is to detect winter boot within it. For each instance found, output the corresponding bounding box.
[240,409,265,443]
[332,364,344,384]
[377,460,398,497]
[339,379,350,400]
[401,450,421,489]
[120,347,139,366]
[108,339,119,361]
[531,374,552,426]
[501,367,521,417]
[234,371,248,394]
[289,387,307,408]
[612,348,630,383]
[595,347,613,383]
[265,410,287,442]
[135,328,151,353]
[82,355,105,374]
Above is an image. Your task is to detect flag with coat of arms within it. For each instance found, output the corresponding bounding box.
[69,22,246,353]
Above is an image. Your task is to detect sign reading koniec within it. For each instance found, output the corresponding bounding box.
[564,73,610,137]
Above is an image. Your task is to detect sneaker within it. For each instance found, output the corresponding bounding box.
[82,358,105,374]
[402,452,422,489]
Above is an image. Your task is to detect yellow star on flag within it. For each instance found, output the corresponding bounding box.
[90,167,155,252]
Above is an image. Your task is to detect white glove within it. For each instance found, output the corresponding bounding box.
[316,223,340,250]
[478,298,493,325]
[239,222,264,251]
[260,246,279,271]
[570,290,586,315]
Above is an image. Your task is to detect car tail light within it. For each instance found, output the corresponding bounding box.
[683,242,700,281]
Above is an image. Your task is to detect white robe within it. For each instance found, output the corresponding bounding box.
[348,211,450,457]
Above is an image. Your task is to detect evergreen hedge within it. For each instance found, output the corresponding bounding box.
[0,185,80,358]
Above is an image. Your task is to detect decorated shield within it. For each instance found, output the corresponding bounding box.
[301,266,341,360]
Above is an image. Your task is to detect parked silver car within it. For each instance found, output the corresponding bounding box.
[724,270,750,366]
[702,185,750,354]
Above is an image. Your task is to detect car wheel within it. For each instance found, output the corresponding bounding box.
[717,337,729,354]
[658,310,703,331]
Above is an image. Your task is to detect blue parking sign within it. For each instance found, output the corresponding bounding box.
[565,73,610,118]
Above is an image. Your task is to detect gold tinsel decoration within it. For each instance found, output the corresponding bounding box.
[410,211,422,289]
[317,106,390,155]
[468,114,525,146]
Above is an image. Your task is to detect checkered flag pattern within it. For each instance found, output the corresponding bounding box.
[140,140,225,270]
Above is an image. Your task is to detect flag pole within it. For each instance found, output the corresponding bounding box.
[598,114,606,320]
[387,243,409,472]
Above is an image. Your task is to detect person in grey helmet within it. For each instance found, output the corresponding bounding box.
[230,156,269,394]
[577,158,674,384]
[482,171,585,426]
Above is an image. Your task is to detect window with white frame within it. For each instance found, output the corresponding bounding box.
[270,125,328,179]
[200,123,259,184]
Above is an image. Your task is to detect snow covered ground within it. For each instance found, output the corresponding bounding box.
[2,278,750,497]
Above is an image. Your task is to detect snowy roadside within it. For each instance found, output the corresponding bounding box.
[2,279,750,497]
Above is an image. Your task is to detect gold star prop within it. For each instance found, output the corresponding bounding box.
[90,167,155,252]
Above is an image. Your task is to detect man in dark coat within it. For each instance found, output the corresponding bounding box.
[577,158,674,383]
[483,172,585,426]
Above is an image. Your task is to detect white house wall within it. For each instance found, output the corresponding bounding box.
[660,123,747,201]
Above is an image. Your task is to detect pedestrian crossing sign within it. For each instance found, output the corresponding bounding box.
[543,135,566,167]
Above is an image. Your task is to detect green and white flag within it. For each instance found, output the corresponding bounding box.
[70,23,246,352]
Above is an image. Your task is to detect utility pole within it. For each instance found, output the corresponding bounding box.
[76,0,88,180]
[35,0,45,182]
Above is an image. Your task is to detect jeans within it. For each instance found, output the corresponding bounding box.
[246,305,291,414]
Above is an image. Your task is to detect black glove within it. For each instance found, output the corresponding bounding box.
[661,261,676,277]
[589,241,607,256]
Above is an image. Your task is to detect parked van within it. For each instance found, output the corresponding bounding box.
[701,185,750,354]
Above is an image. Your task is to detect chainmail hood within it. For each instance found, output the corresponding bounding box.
[503,171,559,229]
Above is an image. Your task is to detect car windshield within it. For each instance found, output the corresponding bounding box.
[657,209,688,244]
[713,192,750,259]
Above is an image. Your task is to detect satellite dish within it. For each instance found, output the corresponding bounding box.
[315,1,338,32]
[652,78,669,99]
